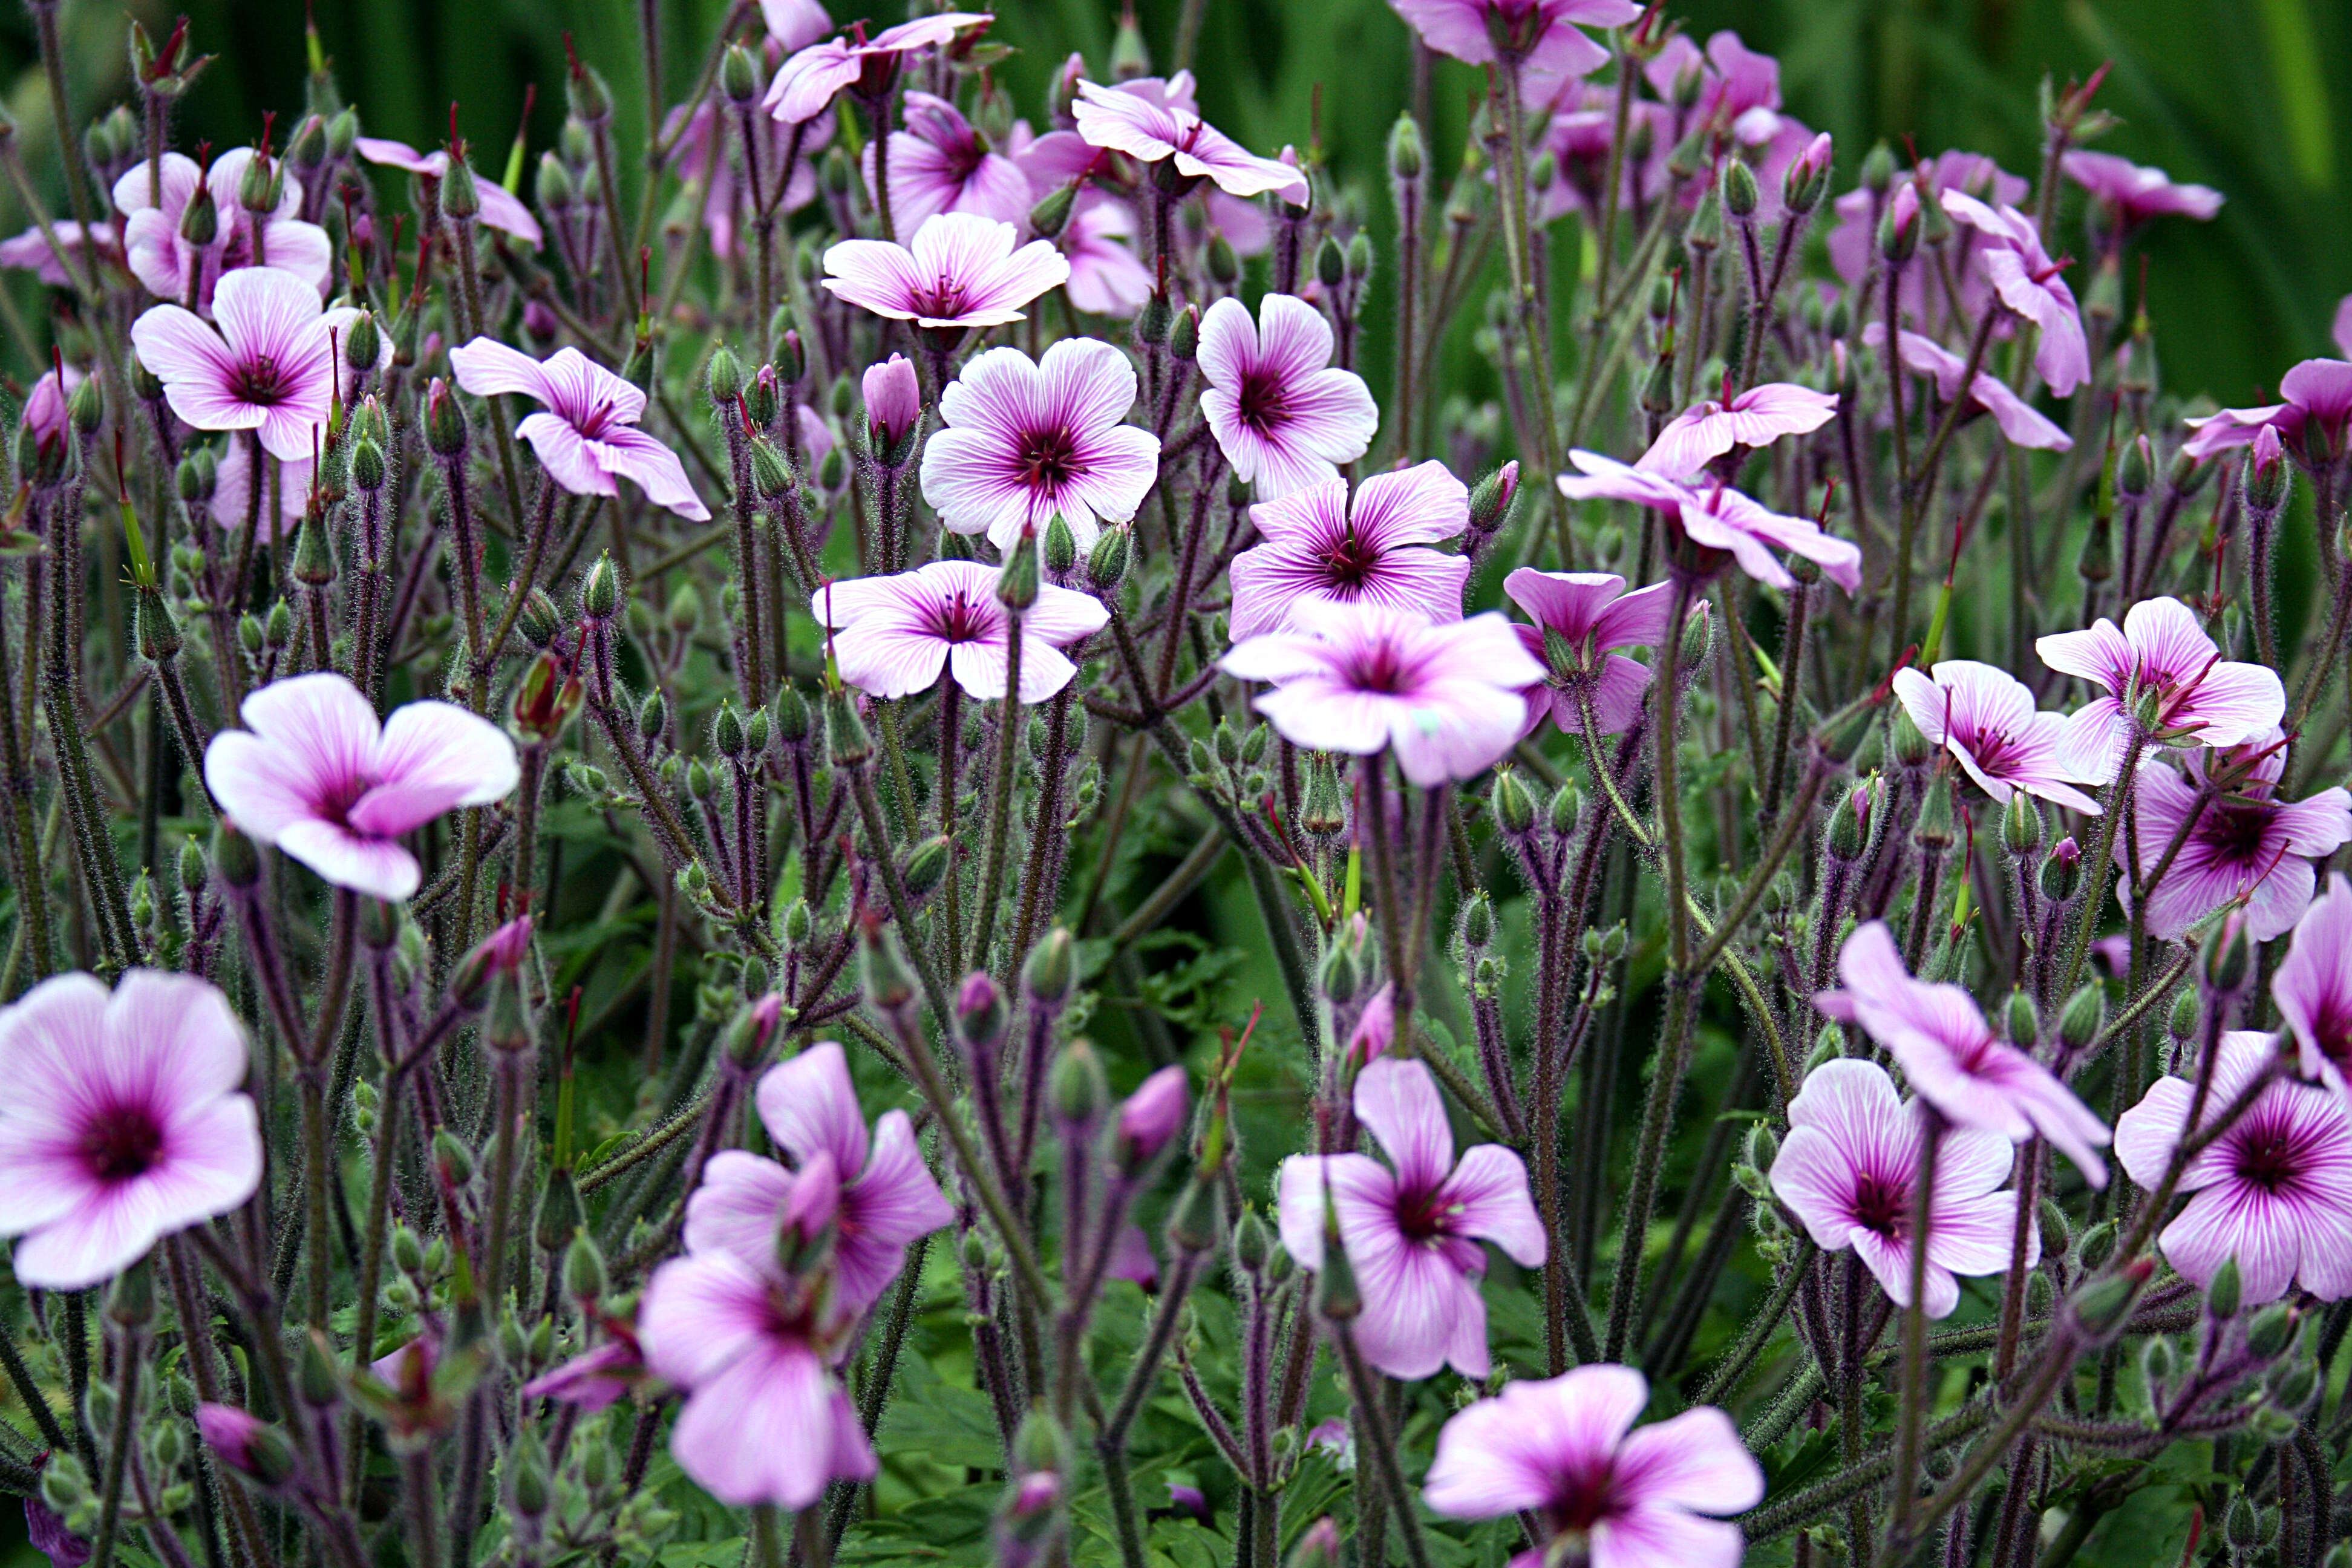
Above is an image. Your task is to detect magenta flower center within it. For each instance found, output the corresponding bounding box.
[1236,369,1293,437]
[231,353,295,408]
[80,1103,166,1184]
[2230,1112,2322,1196]
[1337,639,1423,697]
[1317,528,1385,593]
[1542,1460,1626,1538]
[1014,423,1083,491]
[923,590,998,645]
[1393,1183,1453,1242]
[1849,1170,1910,1240]
[916,273,973,319]
[576,399,620,440]
[2198,798,2276,867]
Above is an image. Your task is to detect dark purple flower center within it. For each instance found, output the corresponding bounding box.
[1318,527,1384,593]
[1849,1171,1910,1240]
[924,590,998,645]
[577,399,620,440]
[1015,424,1083,492]
[1236,369,1292,437]
[2198,798,2277,867]
[231,353,294,408]
[916,274,973,319]
[2310,1004,2352,1075]
[80,1104,166,1184]
[1542,1460,1625,1538]
[1393,1183,1452,1242]
[2230,1112,2319,1196]
[1339,641,1422,697]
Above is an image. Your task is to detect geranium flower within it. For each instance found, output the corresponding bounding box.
[2276,875,2352,1096]
[447,337,710,520]
[812,560,1109,703]
[1539,87,1673,223]
[863,92,1030,232]
[0,221,115,290]
[1829,151,2026,328]
[1388,0,1642,99]
[919,338,1157,551]
[1197,293,1379,499]
[1423,1365,1763,1568]
[1033,74,1278,251]
[2060,151,2223,227]
[2118,730,2352,942]
[1221,601,1544,788]
[1227,463,1469,639]
[1275,1057,1543,1379]
[1768,1057,2028,1318]
[1817,921,2111,1183]
[1504,569,1673,739]
[765,13,995,125]
[1864,323,2072,450]
[22,364,82,451]
[203,671,521,901]
[1634,382,1838,479]
[2115,1030,2352,1303]
[1071,80,1307,202]
[1890,659,2105,813]
[1057,202,1152,318]
[518,1330,644,1413]
[354,137,544,245]
[0,970,263,1290]
[130,266,370,461]
[823,211,1071,332]
[113,148,330,313]
[1646,30,1780,131]
[1557,450,1862,592]
[861,354,923,448]
[2182,358,2352,463]
[2036,596,2285,785]
[1938,191,2091,396]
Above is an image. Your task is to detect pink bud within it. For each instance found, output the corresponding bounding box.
[1346,983,1396,1067]
[197,1405,296,1487]
[1116,1065,1189,1168]
[862,354,923,448]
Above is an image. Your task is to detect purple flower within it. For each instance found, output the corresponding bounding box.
[920,338,1158,552]
[1227,463,1469,639]
[1347,982,1396,1067]
[1039,75,1278,250]
[1768,1058,2030,1318]
[447,337,710,521]
[0,221,114,290]
[1862,322,2073,450]
[1196,293,1379,499]
[2036,596,2286,784]
[25,1488,90,1568]
[354,137,544,246]
[1504,569,1673,739]
[2115,1030,2352,1302]
[1635,382,1838,479]
[203,671,520,901]
[813,561,1108,704]
[1057,201,1153,318]
[1645,31,1782,131]
[825,211,1070,332]
[131,267,370,462]
[2060,151,2223,227]
[1817,922,2111,1182]
[764,13,995,125]
[1829,151,2026,328]
[2118,730,2352,942]
[1276,1057,1543,1379]
[862,353,924,448]
[1423,1365,1763,1568]
[2277,875,2352,1095]
[1115,1065,1189,1167]
[22,364,82,451]
[1557,450,1862,592]
[2182,358,2352,463]
[113,148,330,313]
[862,91,1030,232]
[1071,80,1308,203]
[1107,1223,1159,1290]
[1891,659,2105,814]
[0,971,263,1290]
[196,1405,295,1487]
[1390,0,1642,99]
[1160,1484,1214,1527]
[1938,191,2091,396]
[518,1334,644,1413]
[1221,601,1544,788]
[1538,87,1673,224]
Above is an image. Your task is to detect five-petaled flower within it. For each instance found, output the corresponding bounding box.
[1635,382,1838,480]
[1863,323,2073,450]
[765,13,995,125]
[354,137,546,246]
[114,148,330,314]
[1503,569,1674,740]
[863,91,1030,232]
[2061,151,2223,230]
[814,560,1109,703]
[448,337,711,520]
[1892,659,2106,814]
[1228,462,1469,639]
[1071,80,1309,202]
[1197,293,1379,500]
[825,211,1072,332]
[2182,357,2352,464]
[1558,450,1862,592]
[2036,595,2285,785]
[131,266,371,461]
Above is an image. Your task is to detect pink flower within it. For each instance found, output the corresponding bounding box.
[1504,569,1673,739]
[1389,0,1642,99]
[203,672,520,901]
[2060,151,2223,226]
[824,211,1070,332]
[0,221,114,290]
[1057,201,1152,318]
[354,137,544,246]
[131,267,368,462]
[1635,382,1838,479]
[1644,31,1782,131]
[22,364,83,450]
[2277,875,2352,1095]
[1891,659,2105,814]
[2118,730,2352,943]
[1538,88,1673,224]
[1197,293,1379,499]
[1071,80,1307,203]
[1107,1223,1159,1290]
[684,1042,955,1312]
[1227,463,1469,639]
[0,970,263,1290]
[1861,322,2072,450]
[863,92,1030,232]
[1347,982,1396,1066]
[862,353,923,448]
[2115,1030,2352,1302]
[1817,922,2110,1182]
[113,148,330,313]
[1275,1057,1543,1378]
[764,13,995,124]
[2036,596,2286,785]
[1423,1365,1762,1568]
[661,100,831,260]
[1116,1065,1189,1166]
[1938,191,2091,396]
[920,338,1157,552]
[1221,601,1544,788]
[1829,151,2026,327]
[1768,1058,2028,1318]
[518,1333,644,1413]
[813,561,1108,704]
[2182,358,2352,463]
[447,338,710,521]
[1557,450,1862,592]
[1039,76,1277,249]
[196,1405,293,1487]
[211,445,312,543]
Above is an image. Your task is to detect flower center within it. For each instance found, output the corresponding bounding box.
[1236,369,1291,436]
[2230,1115,2313,1195]
[577,399,618,440]
[918,274,971,319]
[1341,641,1417,696]
[1543,1462,1622,1539]
[1318,529,1383,593]
[1393,1184,1452,1243]
[232,353,293,408]
[80,1105,166,1184]
[1015,424,1083,491]
[1850,1171,1910,1240]
[2200,799,2276,867]
[927,589,996,645]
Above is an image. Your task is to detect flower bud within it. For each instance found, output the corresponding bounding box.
[722,42,760,105]
[1492,767,1537,837]
[581,552,621,620]
[2246,1300,2296,1358]
[1116,1065,1187,1171]
[1721,158,1759,218]
[997,526,1040,611]
[1051,1039,1109,1126]
[197,1406,298,1489]
[1044,512,1078,578]
[564,1230,607,1303]
[1468,460,1519,541]
[1315,235,1345,291]
[441,152,480,221]
[2059,983,2105,1053]
[1024,926,1076,1004]
[2039,837,2081,903]
[2201,910,2252,996]
[825,688,874,768]
[902,834,951,900]
[2004,989,2039,1048]
[863,353,923,453]
[1086,524,1130,592]
[211,820,261,889]
[179,182,218,247]
[424,377,468,456]
[2001,791,2043,857]
[567,61,613,123]
[956,971,1007,1051]
[2206,1255,2242,1321]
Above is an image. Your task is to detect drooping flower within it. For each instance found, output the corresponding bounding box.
[2118,730,2352,942]
[1071,80,1308,202]
[113,148,331,313]
[130,266,369,461]
[203,672,521,901]
[1196,293,1379,499]
[1036,74,1278,251]
[1817,922,2111,1182]
[1423,1365,1763,1568]
[1634,382,1838,479]
[1938,191,2091,396]
[1114,1065,1189,1168]
[1768,1057,2028,1317]
[765,13,995,125]
[447,337,710,520]
[1227,463,1469,638]
[354,137,545,245]
[823,211,1071,332]
[2115,1030,2352,1303]
[2036,596,2286,785]
[863,91,1030,232]
[1275,1057,1543,1379]
[1890,660,2105,814]
[812,561,1109,704]
[2276,875,2352,1096]
[1538,87,1673,224]
[919,337,1158,552]
[2060,151,2223,228]
[1388,0,1642,99]
[518,1330,645,1413]
[2181,358,2352,463]
[1861,322,2073,450]
[1557,450,1862,592]
[1504,569,1673,739]
[1221,601,1544,788]
[0,970,263,1290]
